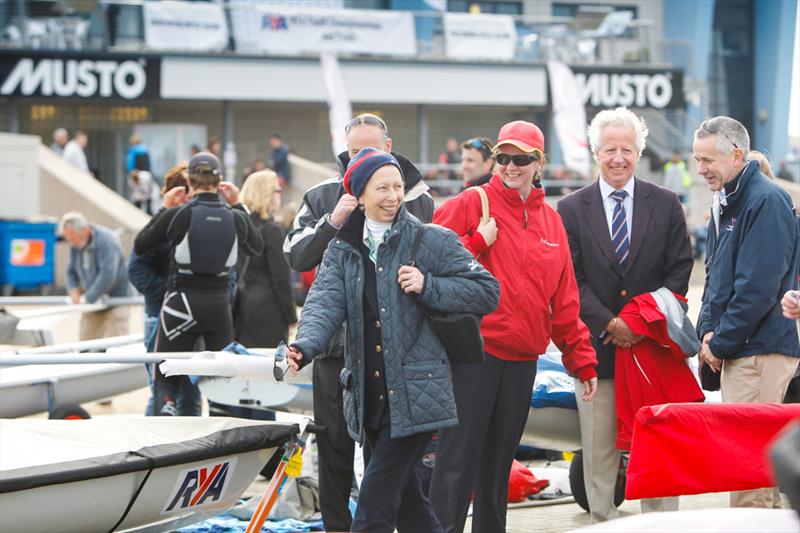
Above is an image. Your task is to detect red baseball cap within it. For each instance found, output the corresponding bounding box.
[494,121,545,155]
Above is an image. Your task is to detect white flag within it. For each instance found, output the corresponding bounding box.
[320,52,352,158]
[547,61,591,179]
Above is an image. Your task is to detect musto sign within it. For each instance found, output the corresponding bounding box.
[572,68,684,109]
[0,54,160,100]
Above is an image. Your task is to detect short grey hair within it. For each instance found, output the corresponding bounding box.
[587,107,649,157]
[693,116,750,156]
[58,211,88,235]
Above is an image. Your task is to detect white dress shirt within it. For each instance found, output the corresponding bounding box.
[599,177,635,238]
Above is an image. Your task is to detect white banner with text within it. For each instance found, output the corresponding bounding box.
[231,5,416,57]
[143,1,228,52]
[444,13,517,61]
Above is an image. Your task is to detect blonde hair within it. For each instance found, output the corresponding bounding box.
[241,170,281,220]
[747,150,774,178]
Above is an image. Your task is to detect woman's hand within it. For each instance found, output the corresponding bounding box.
[397,265,424,294]
[582,377,598,402]
[286,346,304,375]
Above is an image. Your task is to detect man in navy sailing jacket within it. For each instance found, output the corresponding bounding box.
[693,116,800,508]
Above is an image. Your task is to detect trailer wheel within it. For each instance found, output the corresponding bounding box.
[49,403,91,420]
[569,450,626,512]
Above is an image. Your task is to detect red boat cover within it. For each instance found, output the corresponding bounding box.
[626,402,800,500]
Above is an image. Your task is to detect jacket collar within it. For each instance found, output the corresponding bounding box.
[721,160,758,210]
[487,174,545,208]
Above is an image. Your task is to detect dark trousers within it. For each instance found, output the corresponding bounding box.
[153,289,231,416]
[429,354,537,533]
[313,357,356,532]
[354,426,443,533]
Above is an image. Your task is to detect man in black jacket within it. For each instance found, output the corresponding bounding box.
[283,113,434,531]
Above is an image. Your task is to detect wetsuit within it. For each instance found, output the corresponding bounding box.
[134,192,263,415]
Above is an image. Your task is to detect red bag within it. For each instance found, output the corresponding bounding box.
[626,402,800,500]
[507,460,550,503]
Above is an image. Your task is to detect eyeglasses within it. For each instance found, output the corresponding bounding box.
[345,114,388,135]
[494,153,540,167]
[700,120,740,151]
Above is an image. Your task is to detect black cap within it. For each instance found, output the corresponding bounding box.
[188,152,221,176]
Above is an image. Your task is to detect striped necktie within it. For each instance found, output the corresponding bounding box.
[610,190,630,269]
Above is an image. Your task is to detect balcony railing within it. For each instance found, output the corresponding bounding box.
[0,0,662,66]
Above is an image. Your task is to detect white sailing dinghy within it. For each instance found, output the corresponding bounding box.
[0,417,298,533]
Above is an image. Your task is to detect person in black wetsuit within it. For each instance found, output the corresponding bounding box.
[134,152,263,416]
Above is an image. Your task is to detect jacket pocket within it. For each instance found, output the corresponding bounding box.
[403,361,455,426]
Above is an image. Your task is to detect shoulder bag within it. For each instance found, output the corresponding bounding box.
[409,187,490,365]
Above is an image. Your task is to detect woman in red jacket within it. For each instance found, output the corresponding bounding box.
[428,121,598,533]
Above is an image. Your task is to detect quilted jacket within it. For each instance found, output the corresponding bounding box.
[292,207,500,442]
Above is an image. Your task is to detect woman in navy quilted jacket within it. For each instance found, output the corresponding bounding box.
[286,148,500,533]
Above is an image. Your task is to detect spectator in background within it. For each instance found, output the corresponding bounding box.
[51,128,68,155]
[207,137,222,159]
[234,169,297,348]
[60,212,131,340]
[128,169,155,214]
[438,137,461,180]
[748,150,775,178]
[269,133,292,187]
[436,137,462,196]
[126,134,151,173]
[694,116,800,508]
[460,137,494,189]
[128,162,197,416]
[662,149,692,205]
[190,144,201,157]
[253,158,267,172]
[62,130,90,174]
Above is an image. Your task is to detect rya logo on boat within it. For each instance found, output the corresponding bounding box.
[162,457,237,513]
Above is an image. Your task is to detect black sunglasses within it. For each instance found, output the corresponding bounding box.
[494,153,540,167]
[345,114,388,135]
[700,120,740,151]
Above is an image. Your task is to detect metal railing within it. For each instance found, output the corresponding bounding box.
[0,1,662,66]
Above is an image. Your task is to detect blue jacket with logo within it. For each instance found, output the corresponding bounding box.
[698,160,800,359]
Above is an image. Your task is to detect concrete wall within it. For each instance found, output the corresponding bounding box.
[0,133,41,219]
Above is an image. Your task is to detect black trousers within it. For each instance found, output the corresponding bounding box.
[313,357,356,532]
[353,426,442,533]
[429,354,537,533]
[153,289,232,416]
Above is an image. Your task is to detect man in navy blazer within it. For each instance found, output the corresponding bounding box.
[557,107,693,521]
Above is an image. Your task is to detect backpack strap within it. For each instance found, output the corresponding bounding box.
[470,186,490,224]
